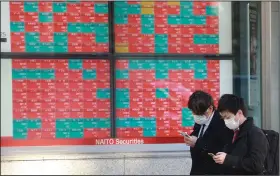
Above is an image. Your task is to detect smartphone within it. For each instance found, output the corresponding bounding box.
[179,131,190,138]
[208,153,215,157]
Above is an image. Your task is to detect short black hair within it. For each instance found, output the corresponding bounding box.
[188,90,215,115]
[218,94,247,116]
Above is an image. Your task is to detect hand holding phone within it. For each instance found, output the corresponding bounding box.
[179,131,190,138]
[208,153,215,157]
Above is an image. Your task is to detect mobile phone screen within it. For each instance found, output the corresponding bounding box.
[179,131,190,138]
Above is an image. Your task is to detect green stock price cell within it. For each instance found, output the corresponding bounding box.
[56,118,111,129]
[13,119,41,139]
[12,118,111,139]
[12,69,55,80]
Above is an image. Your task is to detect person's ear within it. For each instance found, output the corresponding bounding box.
[237,110,243,115]
[206,106,213,117]
[236,110,243,119]
[209,106,214,112]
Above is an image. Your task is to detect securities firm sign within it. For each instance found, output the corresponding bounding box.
[96,138,144,145]
[1,137,183,147]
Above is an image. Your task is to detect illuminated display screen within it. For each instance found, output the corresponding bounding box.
[116,59,220,137]
[12,59,110,139]
[9,1,109,53]
[114,1,219,54]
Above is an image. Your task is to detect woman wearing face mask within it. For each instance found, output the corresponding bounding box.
[185,91,233,175]
[213,94,269,175]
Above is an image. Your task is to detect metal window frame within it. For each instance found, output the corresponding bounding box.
[261,1,272,130]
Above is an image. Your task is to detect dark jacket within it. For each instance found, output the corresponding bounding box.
[223,117,269,175]
[190,111,234,175]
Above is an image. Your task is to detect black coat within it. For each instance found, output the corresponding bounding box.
[190,111,234,175]
[223,117,269,175]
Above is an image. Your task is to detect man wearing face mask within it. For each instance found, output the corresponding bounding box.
[184,91,233,175]
[213,94,269,175]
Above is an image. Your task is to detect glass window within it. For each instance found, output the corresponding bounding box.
[232,2,262,127]
[114,1,223,54]
[115,59,223,138]
[8,1,109,53]
[0,1,263,147]
[11,59,111,139]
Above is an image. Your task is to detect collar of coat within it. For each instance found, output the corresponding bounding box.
[235,117,254,138]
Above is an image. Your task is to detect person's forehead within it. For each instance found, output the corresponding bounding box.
[220,111,229,115]
[219,111,232,118]
[191,106,212,114]
[192,111,203,115]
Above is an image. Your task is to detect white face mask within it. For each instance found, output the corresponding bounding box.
[224,115,240,130]
[193,115,209,125]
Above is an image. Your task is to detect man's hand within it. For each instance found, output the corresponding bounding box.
[184,136,197,147]
[213,152,227,164]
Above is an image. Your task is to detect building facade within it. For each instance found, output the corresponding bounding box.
[1,1,279,175]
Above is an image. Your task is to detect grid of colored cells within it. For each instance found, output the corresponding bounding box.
[114,1,219,54]
[12,59,110,139]
[116,60,220,137]
[9,1,109,53]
